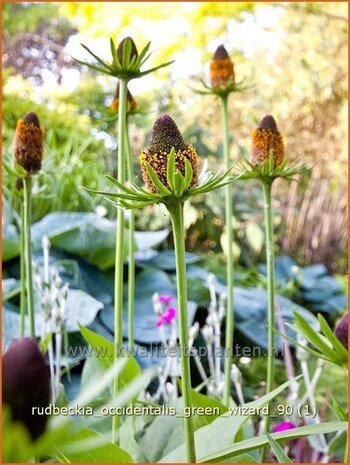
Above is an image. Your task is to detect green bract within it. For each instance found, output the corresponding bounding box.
[75,37,174,81]
[84,148,237,210]
[194,79,250,98]
[238,151,310,183]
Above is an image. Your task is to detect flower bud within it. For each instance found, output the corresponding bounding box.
[210,45,235,89]
[110,83,137,112]
[3,338,50,440]
[140,114,198,193]
[12,112,44,174]
[251,115,284,167]
[117,36,138,62]
[334,312,348,350]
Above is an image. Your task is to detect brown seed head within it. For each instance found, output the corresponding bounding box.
[3,338,50,440]
[251,115,284,166]
[139,114,199,193]
[13,112,44,174]
[334,312,348,350]
[110,83,137,112]
[210,44,235,89]
[117,36,138,62]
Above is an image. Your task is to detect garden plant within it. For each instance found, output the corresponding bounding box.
[2,2,348,465]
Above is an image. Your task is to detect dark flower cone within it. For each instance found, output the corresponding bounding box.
[334,312,348,350]
[117,36,138,62]
[13,112,44,174]
[210,44,235,89]
[140,114,198,193]
[110,83,137,112]
[3,338,50,440]
[251,114,284,166]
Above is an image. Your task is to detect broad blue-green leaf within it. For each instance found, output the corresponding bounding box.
[32,212,169,270]
[2,224,20,261]
[99,268,197,344]
[233,287,318,350]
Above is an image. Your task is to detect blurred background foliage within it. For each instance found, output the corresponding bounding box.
[2,1,348,272]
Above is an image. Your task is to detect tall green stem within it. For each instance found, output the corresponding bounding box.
[169,202,196,463]
[20,202,26,337]
[112,78,128,444]
[221,95,235,406]
[261,180,275,461]
[125,121,136,349]
[23,176,35,337]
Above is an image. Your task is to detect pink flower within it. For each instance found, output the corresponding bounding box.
[156,307,177,327]
[159,295,174,305]
[273,421,296,433]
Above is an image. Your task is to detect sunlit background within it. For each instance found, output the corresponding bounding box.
[2,2,348,272]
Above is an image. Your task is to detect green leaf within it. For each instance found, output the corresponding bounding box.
[317,313,348,361]
[184,158,194,190]
[74,58,112,75]
[2,406,34,463]
[80,43,111,69]
[293,312,343,363]
[54,427,133,463]
[79,325,141,388]
[140,390,227,462]
[137,41,151,65]
[200,421,347,463]
[110,37,121,68]
[266,432,293,463]
[173,170,186,197]
[160,378,298,462]
[138,60,174,77]
[14,162,29,176]
[166,147,176,190]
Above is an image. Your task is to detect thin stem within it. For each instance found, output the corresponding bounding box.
[221,95,234,406]
[112,78,128,445]
[191,348,208,382]
[23,176,35,337]
[125,120,136,350]
[169,202,196,463]
[20,202,26,337]
[300,360,328,450]
[45,321,56,402]
[261,180,275,462]
[55,331,62,401]
[275,298,295,381]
